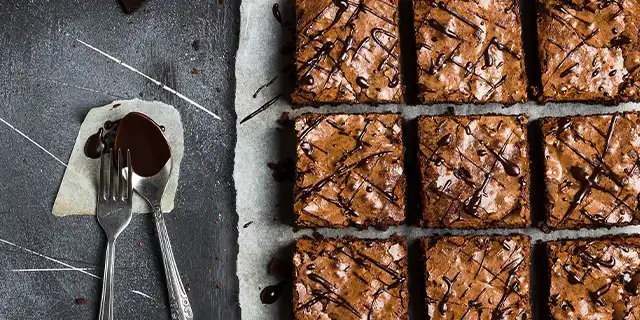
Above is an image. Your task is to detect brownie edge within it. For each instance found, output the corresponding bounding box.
[293,235,408,320]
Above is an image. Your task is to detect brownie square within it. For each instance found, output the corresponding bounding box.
[293,235,408,320]
[294,113,405,229]
[547,236,640,319]
[292,0,403,104]
[537,0,640,102]
[421,235,531,319]
[541,112,640,229]
[413,0,528,104]
[417,115,530,229]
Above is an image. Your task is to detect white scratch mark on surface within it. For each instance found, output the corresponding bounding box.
[74,38,222,120]
[0,117,68,167]
[11,267,95,272]
[0,238,100,279]
[35,77,126,99]
[130,290,158,302]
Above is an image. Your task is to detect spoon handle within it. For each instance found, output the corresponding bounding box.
[152,204,194,320]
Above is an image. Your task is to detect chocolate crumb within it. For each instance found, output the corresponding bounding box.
[243,221,254,228]
[75,298,89,305]
[112,103,121,109]
[191,67,201,75]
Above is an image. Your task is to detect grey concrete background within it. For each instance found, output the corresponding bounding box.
[0,0,240,319]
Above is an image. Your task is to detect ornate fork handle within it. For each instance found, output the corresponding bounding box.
[152,204,193,320]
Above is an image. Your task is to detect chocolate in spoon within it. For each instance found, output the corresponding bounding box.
[113,112,171,177]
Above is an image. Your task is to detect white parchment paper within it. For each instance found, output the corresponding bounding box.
[53,99,184,216]
[234,0,640,319]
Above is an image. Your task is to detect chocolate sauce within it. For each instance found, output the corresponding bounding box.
[84,113,170,177]
[113,113,171,177]
[85,128,106,159]
[272,3,283,24]
[260,282,283,304]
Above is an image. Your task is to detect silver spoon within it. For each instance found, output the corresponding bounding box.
[130,160,193,320]
[116,112,193,320]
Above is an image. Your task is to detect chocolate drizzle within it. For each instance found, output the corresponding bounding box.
[272,3,283,24]
[260,282,283,304]
[240,94,281,124]
[84,113,170,177]
[438,273,459,314]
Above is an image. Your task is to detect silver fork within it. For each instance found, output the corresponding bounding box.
[97,149,133,320]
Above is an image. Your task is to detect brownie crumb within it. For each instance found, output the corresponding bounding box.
[267,257,291,278]
[191,67,201,75]
[191,39,200,51]
[75,298,89,305]
[267,158,295,182]
[276,112,293,128]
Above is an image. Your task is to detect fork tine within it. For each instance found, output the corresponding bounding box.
[110,150,117,200]
[117,149,124,201]
[127,149,133,203]
[99,152,107,200]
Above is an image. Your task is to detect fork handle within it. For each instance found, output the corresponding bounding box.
[98,238,116,320]
[152,204,194,320]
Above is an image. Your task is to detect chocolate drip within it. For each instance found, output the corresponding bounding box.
[252,75,278,98]
[356,77,369,88]
[260,282,283,304]
[438,273,459,315]
[84,128,106,159]
[623,271,640,295]
[590,282,612,306]
[436,1,482,32]
[488,148,521,177]
[428,19,459,39]
[610,35,632,47]
[438,133,453,146]
[563,264,584,284]
[272,3,283,24]
[240,94,281,124]
[560,63,579,78]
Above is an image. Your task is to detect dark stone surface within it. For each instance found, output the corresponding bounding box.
[0,0,240,319]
